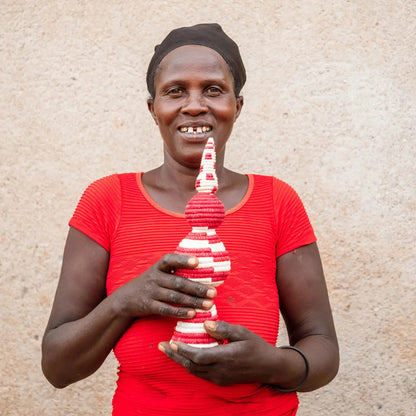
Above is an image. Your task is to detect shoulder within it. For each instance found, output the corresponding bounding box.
[249,174,298,197]
[74,173,139,213]
[70,173,139,249]
[85,173,121,190]
[248,174,308,220]
[248,176,317,257]
[81,172,138,197]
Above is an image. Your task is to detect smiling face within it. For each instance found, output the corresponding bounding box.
[148,45,243,169]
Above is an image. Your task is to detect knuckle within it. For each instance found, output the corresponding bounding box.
[183,360,194,373]
[195,283,207,296]
[168,291,180,304]
[159,255,171,269]
[142,279,154,293]
[140,297,151,312]
[157,304,170,316]
[191,297,201,308]
[144,282,158,300]
[174,308,187,318]
[173,277,186,291]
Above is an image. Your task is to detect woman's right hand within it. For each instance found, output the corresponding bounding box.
[114,254,217,320]
[42,229,217,388]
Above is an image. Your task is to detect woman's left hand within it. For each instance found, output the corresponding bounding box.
[158,320,280,386]
[159,243,339,391]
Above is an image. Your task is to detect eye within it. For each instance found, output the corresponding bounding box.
[166,87,185,97]
[205,86,222,97]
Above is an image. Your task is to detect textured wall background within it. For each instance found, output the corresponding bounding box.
[1,1,415,415]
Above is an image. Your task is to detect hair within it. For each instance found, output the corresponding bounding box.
[146,23,246,99]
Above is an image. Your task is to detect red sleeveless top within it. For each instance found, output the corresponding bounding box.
[69,173,316,416]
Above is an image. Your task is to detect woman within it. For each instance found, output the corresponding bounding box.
[42,23,339,415]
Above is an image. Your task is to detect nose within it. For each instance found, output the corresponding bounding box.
[181,91,208,115]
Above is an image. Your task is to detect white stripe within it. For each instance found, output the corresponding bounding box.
[209,242,225,252]
[195,304,217,315]
[179,240,227,253]
[175,322,207,333]
[191,227,209,232]
[189,277,213,284]
[188,342,219,348]
[197,257,214,267]
[197,259,230,270]
[197,178,218,190]
[189,277,226,285]
[179,239,210,249]
[213,261,231,272]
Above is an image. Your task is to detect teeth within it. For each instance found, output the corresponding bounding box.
[180,126,212,134]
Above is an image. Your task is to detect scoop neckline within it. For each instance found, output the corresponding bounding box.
[136,172,253,218]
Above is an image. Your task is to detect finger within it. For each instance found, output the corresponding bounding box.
[150,300,196,319]
[158,254,198,273]
[204,321,252,342]
[159,342,232,385]
[169,341,218,365]
[157,287,214,311]
[158,342,199,370]
[159,273,217,299]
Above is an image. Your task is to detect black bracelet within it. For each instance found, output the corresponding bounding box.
[273,346,310,393]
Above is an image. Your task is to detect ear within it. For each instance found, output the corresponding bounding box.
[234,96,244,121]
[147,98,158,125]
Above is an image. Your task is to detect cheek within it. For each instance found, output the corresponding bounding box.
[153,99,178,127]
[216,103,238,125]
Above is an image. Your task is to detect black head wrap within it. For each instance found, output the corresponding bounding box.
[146,23,246,98]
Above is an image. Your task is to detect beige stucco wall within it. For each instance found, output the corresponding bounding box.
[1,1,415,415]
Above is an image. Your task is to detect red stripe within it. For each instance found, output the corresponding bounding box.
[171,332,217,343]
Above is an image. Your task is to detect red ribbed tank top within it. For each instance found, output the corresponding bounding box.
[69,173,316,416]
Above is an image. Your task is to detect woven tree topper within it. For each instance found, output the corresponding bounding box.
[171,138,230,348]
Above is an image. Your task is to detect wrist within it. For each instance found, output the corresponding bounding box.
[270,345,309,392]
[108,287,136,322]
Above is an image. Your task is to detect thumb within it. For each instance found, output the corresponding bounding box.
[204,320,250,343]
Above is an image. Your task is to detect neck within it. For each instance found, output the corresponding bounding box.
[142,167,247,215]
[159,148,227,193]
[159,163,199,195]
[141,145,238,213]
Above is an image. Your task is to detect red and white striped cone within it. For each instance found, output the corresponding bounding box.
[171,138,230,347]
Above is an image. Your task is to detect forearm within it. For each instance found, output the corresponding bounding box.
[269,334,339,392]
[41,292,133,388]
[295,334,339,391]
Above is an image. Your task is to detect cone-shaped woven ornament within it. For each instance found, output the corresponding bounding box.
[171,138,230,347]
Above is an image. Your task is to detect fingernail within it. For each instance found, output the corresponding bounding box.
[170,342,178,351]
[206,288,216,298]
[187,309,196,318]
[205,321,216,330]
[202,300,213,309]
[158,343,165,353]
[188,256,198,266]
